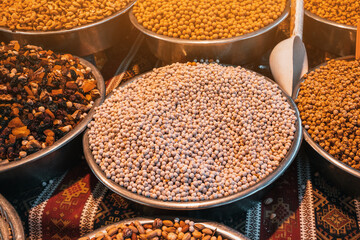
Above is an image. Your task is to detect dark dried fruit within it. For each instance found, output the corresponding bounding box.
[0,40,100,163]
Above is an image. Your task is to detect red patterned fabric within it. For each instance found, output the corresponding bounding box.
[40,169,96,239]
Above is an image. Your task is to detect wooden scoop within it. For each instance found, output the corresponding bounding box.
[269,0,308,97]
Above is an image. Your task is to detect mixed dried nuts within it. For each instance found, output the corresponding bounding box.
[79,218,229,240]
[0,0,132,31]
[296,59,360,170]
[0,40,100,163]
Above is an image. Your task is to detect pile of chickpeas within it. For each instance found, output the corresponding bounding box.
[305,0,359,26]
[88,63,297,202]
[296,59,360,170]
[133,0,287,40]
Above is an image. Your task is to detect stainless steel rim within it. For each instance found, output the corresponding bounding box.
[83,65,303,210]
[0,57,106,173]
[293,56,360,180]
[0,194,25,240]
[129,1,290,45]
[0,0,136,35]
[81,217,249,240]
[304,10,356,31]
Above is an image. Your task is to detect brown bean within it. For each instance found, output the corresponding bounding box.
[202,229,213,235]
[134,221,146,234]
[144,224,153,229]
[181,225,189,233]
[178,232,184,240]
[153,219,163,228]
[146,230,158,239]
[107,227,118,236]
[163,220,174,227]
[116,233,124,240]
[192,230,202,239]
[128,226,138,234]
[182,232,191,240]
[167,232,177,240]
[194,224,205,231]
[202,236,211,240]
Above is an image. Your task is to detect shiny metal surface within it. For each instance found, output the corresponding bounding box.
[83,67,303,210]
[129,1,289,65]
[0,194,25,240]
[0,1,136,56]
[81,217,249,240]
[294,56,360,196]
[0,58,105,189]
[303,10,357,56]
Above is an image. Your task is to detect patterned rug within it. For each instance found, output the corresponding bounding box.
[3,147,355,240]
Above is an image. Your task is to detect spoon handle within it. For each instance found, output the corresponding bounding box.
[290,0,304,38]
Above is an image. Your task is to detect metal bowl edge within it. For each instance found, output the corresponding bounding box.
[80,217,248,240]
[0,194,25,240]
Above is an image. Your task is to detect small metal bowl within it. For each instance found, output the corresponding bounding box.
[303,10,357,56]
[80,217,249,240]
[0,194,25,240]
[294,56,360,196]
[129,1,289,65]
[83,66,302,210]
[0,57,105,190]
[0,0,136,56]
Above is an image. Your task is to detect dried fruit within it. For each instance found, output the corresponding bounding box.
[0,41,100,163]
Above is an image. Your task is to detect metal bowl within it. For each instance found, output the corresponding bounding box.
[129,1,289,65]
[0,194,25,240]
[294,56,360,196]
[80,217,249,240]
[0,0,136,56]
[83,66,302,210]
[303,10,357,56]
[0,57,105,191]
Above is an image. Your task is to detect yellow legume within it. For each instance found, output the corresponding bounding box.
[305,0,359,26]
[133,0,287,40]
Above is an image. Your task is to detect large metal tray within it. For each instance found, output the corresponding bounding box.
[129,1,290,65]
[83,65,302,210]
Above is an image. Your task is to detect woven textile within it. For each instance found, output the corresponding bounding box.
[10,151,357,240]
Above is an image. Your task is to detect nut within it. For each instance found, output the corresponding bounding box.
[182,232,191,240]
[123,228,132,238]
[202,229,213,235]
[153,218,163,228]
[163,220,174,227]
[167,232,177,240]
